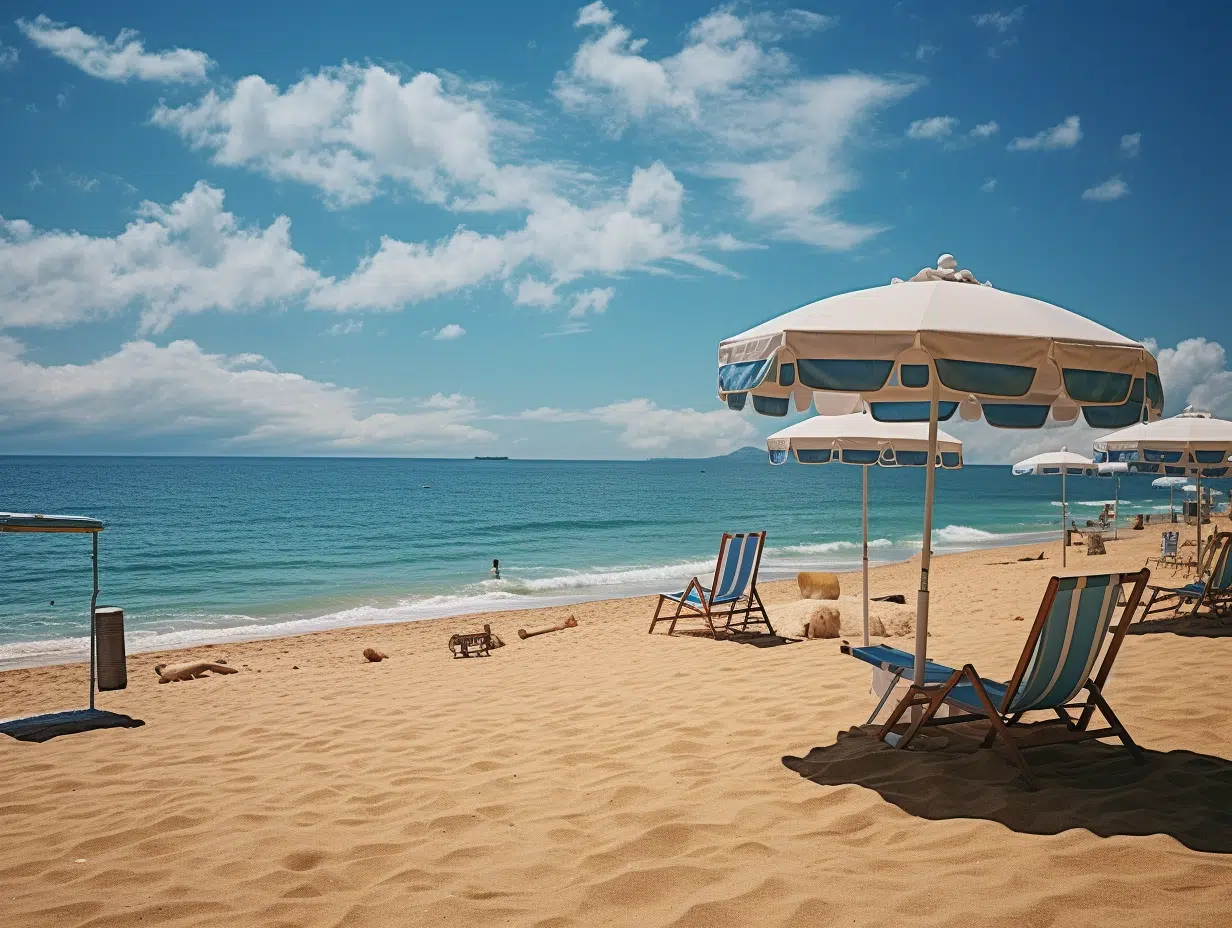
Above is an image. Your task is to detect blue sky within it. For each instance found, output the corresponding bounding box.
[1,1,1229,460]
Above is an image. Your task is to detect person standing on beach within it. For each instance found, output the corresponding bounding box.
[491,559,501,580]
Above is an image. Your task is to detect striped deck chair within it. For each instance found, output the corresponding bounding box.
[648,531,773,638]
[845,570,1150,789]
[1141,531,1232,620]
[1145,531,1180,574]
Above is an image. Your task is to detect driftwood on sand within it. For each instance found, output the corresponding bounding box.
[363,648,388,662]
[518,615,578,639]
[154,661,239,684]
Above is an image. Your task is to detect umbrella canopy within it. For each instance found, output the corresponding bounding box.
[1093,408,1232,477]
[1011,450,1096,567]
[1152,476,1189,488]
[719,254,1161,704]
[766,413,962,647]
[1011,450,1097,476]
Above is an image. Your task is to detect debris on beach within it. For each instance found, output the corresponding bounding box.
[518,615,579,639]
[153,661,239,684]
[363,648,388,662]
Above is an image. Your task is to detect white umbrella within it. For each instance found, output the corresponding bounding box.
[1097,462,1128,539]
[1152,475,1188,518]
[766,412,963,646]
[719,254,1161,706]
[1093,408,1232,562]
[1011,449,1097,567]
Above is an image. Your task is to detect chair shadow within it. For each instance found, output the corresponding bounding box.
[676,629,800,648]
[782,724,1232,853]
[1127,614,1232,638]
[0,709,145,743]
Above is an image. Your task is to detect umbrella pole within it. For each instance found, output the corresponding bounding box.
[89,532,98,711]
[1061,463,1067,568]
[862,465,870,648]
[913,377,940,709]
[1113,476,1119,540]
[1197,472,1203,566]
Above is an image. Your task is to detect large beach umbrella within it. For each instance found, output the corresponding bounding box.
[766,412,963,646]
[1093,408,1232,563]
[1011,449,1097,567]
[718,254,1161,698]
[1152,475,1188,519]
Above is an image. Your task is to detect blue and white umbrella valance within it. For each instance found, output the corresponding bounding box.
[718,255,1163,428]
[766,413,963,468]
[1092,408,1232,477]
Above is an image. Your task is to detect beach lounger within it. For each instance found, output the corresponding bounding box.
[449,624,495,658]
[844,570,1150,789]
[1141,531,1232,620]
[648,531,773,638]
[1145,531,1181,574]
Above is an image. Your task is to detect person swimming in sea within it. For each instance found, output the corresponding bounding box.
[491,558,501,580]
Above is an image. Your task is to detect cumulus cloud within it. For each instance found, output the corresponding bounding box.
[0,182,321,333]
[972,8,1024,32]
[906,116,956,141]
[325,319,362,336]
[512,277,559,307]
[0,337,494,452]
[1081,175,1129,201]
[1120,132,1141,158]
[556,4,914,249]
[567,287,613,318]
[0,40,18,70]
[1008,115,1082,151]
[969,121,999,139]
[433,323,466,340]
[17,15,213,83]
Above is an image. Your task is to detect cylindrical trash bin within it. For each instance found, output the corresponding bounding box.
[95,607,127,691]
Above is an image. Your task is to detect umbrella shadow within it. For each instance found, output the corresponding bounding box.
[676,629,800,648]
[782,724,1232,853]
[1127,614,1232,638]
[0,709,145,743]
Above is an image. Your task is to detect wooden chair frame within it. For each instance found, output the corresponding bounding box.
[1141,531,1232,621]
[449,624,494,658]
[648,532,774,638]
[876,569,1151,789]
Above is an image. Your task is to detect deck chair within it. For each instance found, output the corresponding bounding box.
[1141,531,1232,620]
[844,570,1150,789]
[648,531,773,637]
[1145,531,1180,574]
[449,624,495,658]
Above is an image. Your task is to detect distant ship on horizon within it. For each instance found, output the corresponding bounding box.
[474,455,510,460]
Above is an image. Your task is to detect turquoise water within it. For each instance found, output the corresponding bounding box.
[0,456,1206,667]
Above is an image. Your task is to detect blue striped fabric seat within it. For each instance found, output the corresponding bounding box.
[649,531,772,637]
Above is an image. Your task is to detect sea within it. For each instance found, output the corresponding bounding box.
[0,455,1206,669]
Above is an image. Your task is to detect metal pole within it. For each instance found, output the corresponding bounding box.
[914,373,940,703]
[1061,460,1068,568]
[1196,472,1203,567]
[89,532,99,711]
[862,465,870,648]
[1113,475,1120,541]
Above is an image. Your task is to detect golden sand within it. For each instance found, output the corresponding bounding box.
[2,524,1230,927]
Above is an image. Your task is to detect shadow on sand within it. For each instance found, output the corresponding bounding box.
[0,709,145,743]
[677,629,800,648]
[783,724,1232,853]
[1127,614,1232,638]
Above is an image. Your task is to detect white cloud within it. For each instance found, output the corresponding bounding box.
[906,116,956,141]
[325,319,362,336]
[914,43,937,61]
[1081,175,1129,201]
[433,323,466,340]
[981,178,997,193]
[567,287,613,318]
[576,2,615,28]
[0,40,18,70]
[17,15,213,83]
[512,277,559,307]
[509,396,755,455]
[968,120,999,139]
[1120,132,1141,158]
[0,182,321,333]
[0,338,494,452]
[972,8,1024,32]
[1008,115,1082,151]
[557,5,914,249]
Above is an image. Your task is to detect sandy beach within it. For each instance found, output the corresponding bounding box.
[2,524,1231,927]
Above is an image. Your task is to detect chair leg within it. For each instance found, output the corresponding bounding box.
[882,670,963,749]
[962,667,1037,789]
[865,668,904,725]
[649,596,667,634]
[1087,683,1144,763]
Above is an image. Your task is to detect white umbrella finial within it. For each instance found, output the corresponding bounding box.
[937,253,957,270]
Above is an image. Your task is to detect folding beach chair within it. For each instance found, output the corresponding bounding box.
[648,531,773,638]
[1141,531,1232,620]
[449,624,495,658]
[1145,531,1180,574]
[843,570,1150,789]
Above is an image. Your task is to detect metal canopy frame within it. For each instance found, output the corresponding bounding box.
[1,513,104,709]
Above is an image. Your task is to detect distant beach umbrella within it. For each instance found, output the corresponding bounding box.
[1152,475,1189,518]
[718,253,1161,707]
[766,412,963,646]
[1093,408,1232,562]
[1012,449,1097,567]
